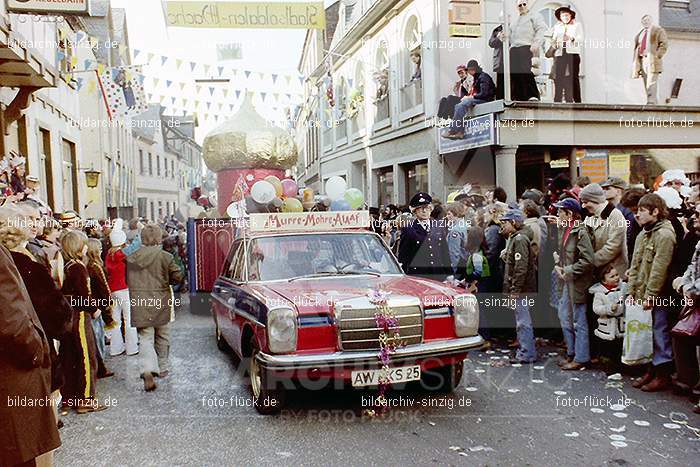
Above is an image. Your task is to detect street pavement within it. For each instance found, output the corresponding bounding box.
[55,299,700,466]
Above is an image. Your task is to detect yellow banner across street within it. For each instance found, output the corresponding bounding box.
[165,1,326,29]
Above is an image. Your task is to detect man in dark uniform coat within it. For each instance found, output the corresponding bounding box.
[397,192,452,281]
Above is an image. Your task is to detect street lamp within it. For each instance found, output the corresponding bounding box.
[84,168,101,188]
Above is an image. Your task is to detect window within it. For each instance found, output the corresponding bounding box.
[158,200,163,219]
[401,16,423,112]
[138,197,147,216]
[336,77,348,141]
[148,152,153,175]
[349,63,365,136]
[150,201,155,221]
[171,160,175,179]
[223,241,243,279]
[39,128,54,209]
[139,149,144,175]
[403,160,428,201]
[157,155,161,176]
[61,139,78,212]
[373,41,390,124]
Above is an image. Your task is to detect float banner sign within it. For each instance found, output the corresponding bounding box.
[165,2,326,29]
[249,211,370,232]
[7,0,89,14]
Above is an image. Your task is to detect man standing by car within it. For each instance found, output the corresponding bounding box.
[500,208,538,363]
[397,192,452,281]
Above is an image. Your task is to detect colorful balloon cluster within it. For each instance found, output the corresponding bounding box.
[325,176,365,211]
[248,176,304,212]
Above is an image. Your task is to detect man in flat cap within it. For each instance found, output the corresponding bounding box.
[601,176,637,249]
[397,192,452,281]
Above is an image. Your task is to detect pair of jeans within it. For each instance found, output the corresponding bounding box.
[557,286,590,363]
[652,305,674,367]
[514,299,537,362]
[449,98,487,131]
[138,325,171,376]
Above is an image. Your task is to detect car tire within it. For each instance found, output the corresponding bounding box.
[249,347,286,415]
[421,362,464,393]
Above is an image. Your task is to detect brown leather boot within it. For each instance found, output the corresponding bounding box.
[641,374,671,392]
[632,371,654,389]
[143,372,157,392]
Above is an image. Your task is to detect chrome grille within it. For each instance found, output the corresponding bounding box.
[336,298,423,351]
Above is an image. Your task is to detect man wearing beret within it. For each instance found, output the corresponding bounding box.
[397,192,452,281]
[500,208,538,363]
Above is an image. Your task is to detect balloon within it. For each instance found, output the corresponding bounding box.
[343,188,364,210]
[319,196,331,208]
[281,198,303,213]
[325,176,347,201]
[302,187,314,203]
[330,199,351,211]
[281,179,298,198]
[251,180,276,204]
[265,176,283,197]
[271,197,283,208]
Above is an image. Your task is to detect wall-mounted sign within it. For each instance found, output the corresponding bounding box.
[438,113,498,155]
[6,0,90,14]
[608,153,631,183]
[579,149,609,183]
[448,0,481,38]
[165,1,326,30]
[550,159,570,169]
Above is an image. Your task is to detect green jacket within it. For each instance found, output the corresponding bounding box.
[627,219,676,302]
[503,225,537,294]
[558,222,595,304]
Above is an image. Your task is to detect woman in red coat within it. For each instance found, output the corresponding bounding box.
[60,230,107,413]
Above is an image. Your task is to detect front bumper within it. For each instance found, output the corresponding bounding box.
[257,335,484,372]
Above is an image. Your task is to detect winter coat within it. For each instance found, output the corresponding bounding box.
[680,238,700,301]
[503,225,537,294]
[557,222,595,304]
[87,260,114,328]
[0,245,61,467]
[105,249,128,292]
[397,219,453,281]
[62,259,98,315]
[584,203,629,277]
[627,220,677,302]
[550,21,583,56]
[633,25,668,76]
[11,250,73,392]
[589,281,627,340]
[472,71,496,102]
[488,26,504,72]
[126,246,184,328]
[524,217,543,258]
[447,222,469,274]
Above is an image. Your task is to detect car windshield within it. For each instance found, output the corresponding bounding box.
[246,233,402,281]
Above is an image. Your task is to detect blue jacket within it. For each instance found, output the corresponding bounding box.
[473,71,496,102]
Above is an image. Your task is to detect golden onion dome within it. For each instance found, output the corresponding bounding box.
[202,93,298,172]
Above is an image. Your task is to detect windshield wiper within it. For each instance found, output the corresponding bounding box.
[337,270,381,277]
[288,272,341,282]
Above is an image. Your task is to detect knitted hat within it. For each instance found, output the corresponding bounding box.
[579,183,606,204]
[109,218,127,247]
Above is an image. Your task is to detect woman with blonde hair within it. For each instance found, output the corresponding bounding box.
[60,230,107,413]
[0,206,73,426]
[86,238,114,379]
[39,216,64,286]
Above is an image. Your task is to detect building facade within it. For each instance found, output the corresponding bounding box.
[297,0,700,207]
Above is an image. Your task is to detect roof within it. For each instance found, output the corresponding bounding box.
[131,104,163,141]
[661,0,700,33]
[297,1,341,73]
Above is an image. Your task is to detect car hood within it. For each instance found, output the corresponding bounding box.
[251,275,462,316]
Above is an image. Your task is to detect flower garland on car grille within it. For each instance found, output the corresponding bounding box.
[364,289,402,417]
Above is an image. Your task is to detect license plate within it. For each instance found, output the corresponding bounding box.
[351,365,421,387]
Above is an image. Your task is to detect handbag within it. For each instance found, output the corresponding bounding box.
[671,303,700,339]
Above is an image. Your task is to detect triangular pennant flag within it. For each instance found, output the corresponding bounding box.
[76,78,84,90]
[348,78,354,89]
[285,93,291,100]
[204,113,209,120]
[147,52,155,62]
[244,70,251,79]
[56,50,66,62]
[208,87,215,96]
[285,76,291,86]
[204,64,211,75]
[179,82,186,91]
[261,92,267,102]
[258,72,265,80]
[183,99,188,107]
[76,31,86,43]
[161,56,168,66]
[218,66,224,76]
[176,59,183,69]
[58,29,67,41]
[83,59,93,70]
[206,102,212,110]
[218,103,223,110]
[138,74,146,85]
[235,90,241,99]
[70,55,79,67]
[64,73,73,82]
[190,62,197,72]
[299,76,304,85]
[147,93,153,100]
[195,100,200,107]
[223,89,229,98]
[166,80,173,88]
[153,78,160,87]
[133,48,141,59]
[171,97,176,105]
[272,74,278,84]
[97,63,105,75]
[273,93,279,102]
[196,85,202,93]
[87,79,97,94]
[229,103,235,111]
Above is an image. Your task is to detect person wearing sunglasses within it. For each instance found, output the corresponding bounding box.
[508,0,546,101]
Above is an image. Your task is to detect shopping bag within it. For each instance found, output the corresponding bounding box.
[621,301,653,366]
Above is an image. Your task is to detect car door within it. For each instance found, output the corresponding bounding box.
[212,241,242,348]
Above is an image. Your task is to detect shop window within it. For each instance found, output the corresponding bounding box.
[373,41,390,125]
[61,139,78,212]
[377,167,394,207]
[403,160,428,201]
[401,16,423,112]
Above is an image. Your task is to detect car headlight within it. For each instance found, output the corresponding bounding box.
[453,294,479,337]
[267,306,298,353]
